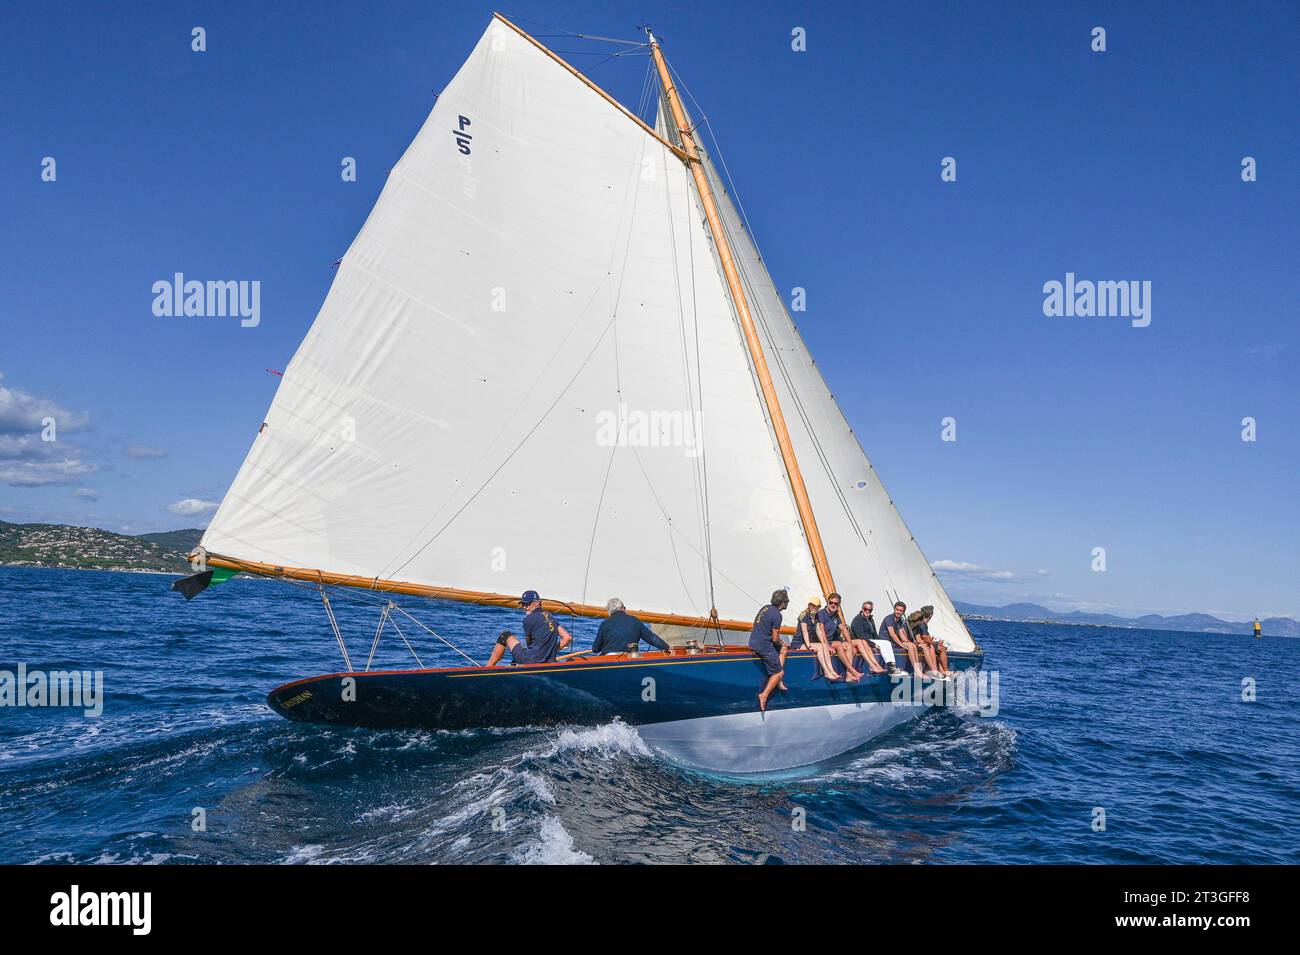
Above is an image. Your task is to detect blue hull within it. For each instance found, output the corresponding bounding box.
[268,648,984,730]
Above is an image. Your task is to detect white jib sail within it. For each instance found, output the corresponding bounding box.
[202,17,823,624]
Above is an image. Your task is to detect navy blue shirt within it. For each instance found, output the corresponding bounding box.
[913,620,930,638]
[749,605,783,650]
[881,613,912,643]
[850,612,878,642]
[592,610,670,654]
[519,609,564,663]
[815,606,844,641]
[792,610,819,648]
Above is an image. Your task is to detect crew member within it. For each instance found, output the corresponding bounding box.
[592,597,670,655]
[750,589,790,712]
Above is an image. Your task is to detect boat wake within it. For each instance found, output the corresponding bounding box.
[5,705,1014,864]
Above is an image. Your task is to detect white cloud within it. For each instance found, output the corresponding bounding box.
[0,376,96,487]
[1241,343,1284,365]
[0,373,89,436]
[167,498,218,517]
[931,559,1017,581]
[0,452,97,487]
[124,444,168,459]
[72,487,98,501]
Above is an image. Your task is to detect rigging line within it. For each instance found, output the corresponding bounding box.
[503,16,647,46]
[683,143,718,623]
[580,446,619,606]
[569,33,647,46]
[224,563,488,664]
[703,155,902,599]
[585,115,655,600]
[687,109,844,488]
[634,55,655,125]
[560,46,647,57]
[660,141,712,611]
[365,601,392,672]
[387,316,621,580]
[384,613,428,669]
[389,606,481,667]
[594,94,706,618]
[710,171,864,537]
[630,445,702,613]
[589,450,761,609]
[498,14,586,37]
[577,47,645,76]
[649,62,760,622]
[375,271,615,583]
[319,586,353,671]
[653,60,819,590]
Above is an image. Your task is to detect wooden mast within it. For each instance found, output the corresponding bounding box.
[647,32,837,598]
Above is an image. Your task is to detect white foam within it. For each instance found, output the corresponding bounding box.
[544,720,652,760]
[283,844,327,864]
[513,815,595,865]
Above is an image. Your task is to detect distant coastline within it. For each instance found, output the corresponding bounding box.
[0,521,201,575]
[954,600,1298,638]
[2,519,1293,637]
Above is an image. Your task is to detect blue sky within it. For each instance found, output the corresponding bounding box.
[2,1,1296,620]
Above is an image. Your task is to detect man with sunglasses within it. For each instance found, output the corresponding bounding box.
[881,600,934,676]
[790,595,843,681]
[849,600,896,675]
[814,593,864,682]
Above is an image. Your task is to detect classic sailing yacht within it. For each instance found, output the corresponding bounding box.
[179,14,983,774]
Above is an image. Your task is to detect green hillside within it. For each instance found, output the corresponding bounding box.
[0,522,203,573]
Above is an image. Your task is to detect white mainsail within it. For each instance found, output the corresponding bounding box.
[202,16,823,624]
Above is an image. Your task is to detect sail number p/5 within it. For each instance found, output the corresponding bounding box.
[454,115,473,155]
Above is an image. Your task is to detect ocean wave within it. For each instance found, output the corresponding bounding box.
[513,816,596,865]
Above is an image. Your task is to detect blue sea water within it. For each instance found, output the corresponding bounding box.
[0,566,1296,864]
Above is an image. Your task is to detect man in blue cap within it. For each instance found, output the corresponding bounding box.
[484,589,573,666]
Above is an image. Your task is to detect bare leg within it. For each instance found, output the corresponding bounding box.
[813,643,842,680]
[778,645,790,691]
[854,640,887,674]
[835,643,863,681]
[919,641,940,675]
[900,642,924,675]
[758,670,783,712]
[485,644,506,667]
[936,642,950,675]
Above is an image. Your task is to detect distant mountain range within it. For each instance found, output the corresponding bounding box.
[0,521,202,573]
[954,600,1298,637]
[0,520,1293,636]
